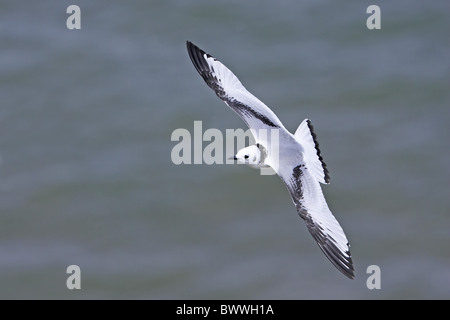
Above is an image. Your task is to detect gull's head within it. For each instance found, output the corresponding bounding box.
[232,145,262,167]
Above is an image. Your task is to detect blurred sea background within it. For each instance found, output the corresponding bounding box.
[0,0,448,299]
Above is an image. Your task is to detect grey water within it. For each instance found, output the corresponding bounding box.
[0,0,449,299]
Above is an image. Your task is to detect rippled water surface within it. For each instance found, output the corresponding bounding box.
[0,1,449,299]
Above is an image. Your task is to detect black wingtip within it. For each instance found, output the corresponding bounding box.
[318,240,355,279]
[186,40,195,50]
[305,217,354,279]
[186,41,205,58]
[186,41,207,74]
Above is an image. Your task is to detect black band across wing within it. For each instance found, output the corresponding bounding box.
[228,100,279,128]
[187,41,280,129]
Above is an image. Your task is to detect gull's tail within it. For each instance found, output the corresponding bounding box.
[294,119,330,184]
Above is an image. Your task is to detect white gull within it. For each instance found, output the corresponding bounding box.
[187,41,354,279]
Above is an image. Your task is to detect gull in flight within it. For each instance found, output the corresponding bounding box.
[186,41,354,279]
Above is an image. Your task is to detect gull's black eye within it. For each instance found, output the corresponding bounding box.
[244,155,249,159]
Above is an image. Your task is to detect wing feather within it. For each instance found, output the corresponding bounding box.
[279,164,354,279]
[187,41,285,141]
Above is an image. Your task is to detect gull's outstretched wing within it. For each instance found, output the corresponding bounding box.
[187,41,286,141]
[278,162,355,279]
